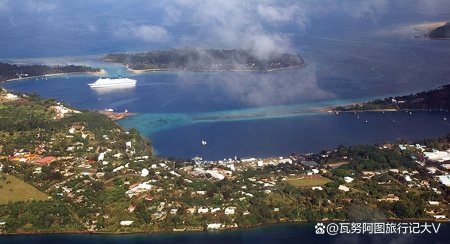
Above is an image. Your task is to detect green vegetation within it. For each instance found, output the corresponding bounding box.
[104,48,305,72]
[0,174,49,204]
[334,84,450,111]
[0,87,450,234]
[0,62,101,82]
[285,177,331,187]
[429,22,450,39]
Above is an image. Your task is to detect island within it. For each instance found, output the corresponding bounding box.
[0,62,103,82]
[429,22,450,39]
[104,48,305,73]
[1,87,450,235]
[333,84,450,112]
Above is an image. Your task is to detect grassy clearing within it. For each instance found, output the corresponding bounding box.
[285,176,331,187]
[0,174,49,204]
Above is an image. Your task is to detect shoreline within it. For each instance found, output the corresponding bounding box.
[126,63,306,74]
[0,69,107,83]
[1,218,447,236]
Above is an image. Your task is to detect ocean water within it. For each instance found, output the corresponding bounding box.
[1,1,450,160]
[0,223,449,244]
[3,70,450,160]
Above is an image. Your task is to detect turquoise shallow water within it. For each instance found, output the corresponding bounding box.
[119,110,450,160]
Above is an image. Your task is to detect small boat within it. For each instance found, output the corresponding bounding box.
[201,140,207,146]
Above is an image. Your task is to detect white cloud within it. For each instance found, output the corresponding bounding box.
[134,25,169,42]
[115,24,170,43]
[341,0,388,19]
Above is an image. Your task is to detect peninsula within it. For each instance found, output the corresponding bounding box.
[1,87,450,235]
[333,84,450,112]
[104,48,305,72]
[0,62,102,82]
[429,22,450,39]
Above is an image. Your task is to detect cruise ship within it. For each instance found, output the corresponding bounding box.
[88,77,136,88]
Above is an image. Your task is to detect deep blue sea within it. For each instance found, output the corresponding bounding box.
[3,70,450,160]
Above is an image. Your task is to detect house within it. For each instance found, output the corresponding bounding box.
[210,207,221,213]
[338,185,350,192]
[206,169,225,180]
[428,201,440,205]
[98,152,105,161]
[144,195,154,201]
[5,93,18,100]
[424,150,450,162]
[404,175,412,182]
[152,211,167,220]
[437,175,450,186]
[311,186,323,191]
[198,207,209,214]
[434,215,446,219]
[278,157,293,164]
[113,166,125,173]
[170,209,178,214]
[426,167,439,174]
[33,156,56,165]
[224,207,236,215]
[128,205,136,212]
[301,161,319,168]
[344,177,354,183]
[207,223,222,230]
[377,194,399,202]
[120,220,134,226]
[141,168,149,177]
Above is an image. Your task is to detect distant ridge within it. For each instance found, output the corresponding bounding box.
[429,22,450,39]
[104,48,305,72]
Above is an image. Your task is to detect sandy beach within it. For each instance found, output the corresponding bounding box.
[2,69,107,83]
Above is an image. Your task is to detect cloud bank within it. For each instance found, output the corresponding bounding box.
[115,24,170,43]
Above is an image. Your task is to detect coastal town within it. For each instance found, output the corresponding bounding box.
[1,88,450,234]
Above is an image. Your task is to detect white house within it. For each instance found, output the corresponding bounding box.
[404,175,412,182]
[207,223,222,230]
[198,207,209,214]
[113,166,125,173]
[210,207,221,213]
[98,152,105,161]
[120,220,133,226]
[338,185,350,192]
[141,168,149,177]
[224,207,236,215]
[344,177,354,183]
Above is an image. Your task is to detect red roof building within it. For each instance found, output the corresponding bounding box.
[34,156,56,165]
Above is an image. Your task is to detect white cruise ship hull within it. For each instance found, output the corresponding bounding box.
[88,78,136,88]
